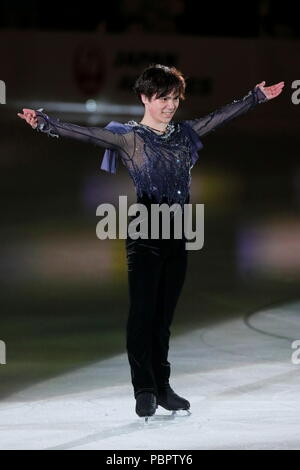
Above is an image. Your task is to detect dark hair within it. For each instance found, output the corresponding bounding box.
[133,64,186,103]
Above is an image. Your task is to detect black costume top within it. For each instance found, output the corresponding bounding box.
[35,87,267,208]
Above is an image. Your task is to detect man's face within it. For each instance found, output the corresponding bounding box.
[141,89,180,123]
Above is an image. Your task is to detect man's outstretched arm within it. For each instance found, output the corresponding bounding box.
[17,108,130,152]
[183,81,285,138]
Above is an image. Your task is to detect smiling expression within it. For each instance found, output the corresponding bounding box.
[141,89,180,125]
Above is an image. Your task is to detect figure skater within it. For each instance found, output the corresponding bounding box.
[17,64,284,420]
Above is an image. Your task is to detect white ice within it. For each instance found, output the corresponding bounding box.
[0,301,300,450]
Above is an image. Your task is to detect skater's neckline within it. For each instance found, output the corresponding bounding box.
[127,120,175,138]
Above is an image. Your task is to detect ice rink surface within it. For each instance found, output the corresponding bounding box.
[0,300,300,450]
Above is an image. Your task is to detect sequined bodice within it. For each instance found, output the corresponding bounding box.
[119,121,194,206]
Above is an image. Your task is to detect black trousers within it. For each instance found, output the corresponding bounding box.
[125,207,188,398]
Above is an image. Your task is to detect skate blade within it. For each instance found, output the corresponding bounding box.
[171,409,191,417]
[143,416,155,424]
[152,409,191,421]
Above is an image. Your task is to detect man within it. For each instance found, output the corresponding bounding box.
[18,65,284,420]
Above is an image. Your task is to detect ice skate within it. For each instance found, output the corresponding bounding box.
[157,386,191,414]
[135,391,157,422]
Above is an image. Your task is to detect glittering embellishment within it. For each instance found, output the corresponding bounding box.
[127,120,175,139]
[124,120,195,207]
[35,110,59,138]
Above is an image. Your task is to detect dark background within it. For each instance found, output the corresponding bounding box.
[1,1,300,38]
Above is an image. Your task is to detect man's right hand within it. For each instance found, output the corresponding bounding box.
[17,108,38,129]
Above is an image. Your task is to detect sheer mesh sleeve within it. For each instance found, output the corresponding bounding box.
[183,87,268,138]
[34,109,132,153]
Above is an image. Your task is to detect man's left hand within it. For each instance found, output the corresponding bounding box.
[255,81,285,100]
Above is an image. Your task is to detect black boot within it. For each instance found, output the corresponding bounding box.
[135,391,157,418]
[157,386,190,411]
